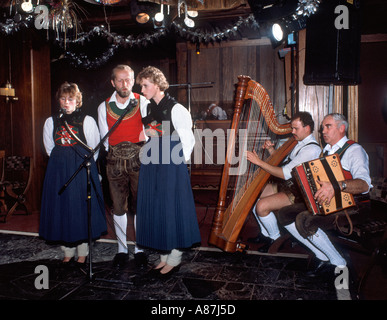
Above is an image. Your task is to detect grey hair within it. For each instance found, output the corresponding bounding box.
[325,113,349,132]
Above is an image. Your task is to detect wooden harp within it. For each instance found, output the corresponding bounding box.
[208,75,297,252]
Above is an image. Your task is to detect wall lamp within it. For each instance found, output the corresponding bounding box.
[0,81,18,103]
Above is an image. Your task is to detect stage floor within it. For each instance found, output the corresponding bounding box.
[0,190,386,301]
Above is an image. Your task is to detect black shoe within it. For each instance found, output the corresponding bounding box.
[62,257,75,264]
[76,257,88,268]
[134,252,148,269]
[61,257,75,268]
[147,266,163,278]
[157,265,181,280]
[306,260,335,278]
[112,253,129,269]
[247,234,267,244]
[257,238,275,253]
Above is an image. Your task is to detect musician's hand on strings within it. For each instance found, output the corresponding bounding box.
[246,150,262,166]
[262,140,275,155]
[314,180,335,205]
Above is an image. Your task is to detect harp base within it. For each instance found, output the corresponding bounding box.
[208,233,246,253]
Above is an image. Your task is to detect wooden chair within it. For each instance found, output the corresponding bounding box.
[0,154,33,222]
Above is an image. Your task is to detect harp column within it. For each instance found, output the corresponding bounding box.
[208,75,251,249]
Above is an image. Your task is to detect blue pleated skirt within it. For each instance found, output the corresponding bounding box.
[39,145,107,245]
[136,136,201,252]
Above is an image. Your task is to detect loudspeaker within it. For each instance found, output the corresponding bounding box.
[303,0,361,85]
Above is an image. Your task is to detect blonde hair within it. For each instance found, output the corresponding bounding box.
[56,82,82,108]
[136,66,169,91]
[111,64,135,81]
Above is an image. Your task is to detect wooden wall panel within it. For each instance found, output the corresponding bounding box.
[181,38,285,120]
[190,47,220,106]
[0,40,8,153]
[183,38,287,189]
[30,44,52,213]
[0,34,51,214]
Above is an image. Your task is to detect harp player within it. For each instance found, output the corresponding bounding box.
[246,112,321,252]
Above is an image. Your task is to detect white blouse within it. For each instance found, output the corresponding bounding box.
[43,115,100,161]
[171,103,195,162]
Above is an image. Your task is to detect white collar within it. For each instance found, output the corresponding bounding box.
[323,136,349,154]
[110,91,135,108]
[297,134,316,146]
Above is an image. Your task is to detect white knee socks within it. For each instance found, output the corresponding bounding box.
[133,215,143,254]
[285,222,346,266]
[114,214,144,255]
[307,228,347,267]
[285,222,328,261]
[252,205,269,237]
[259,212,281,240]
[113,214,128,254]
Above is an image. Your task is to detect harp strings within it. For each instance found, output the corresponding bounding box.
[227,94,276,216]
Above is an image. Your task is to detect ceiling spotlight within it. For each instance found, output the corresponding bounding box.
[136,13,150,24]
[152,3,166,28]
[130,0,158,25]
[272,23,283,42]
[21,0,33,13]
[187,10,198,18]
[270,16,307,47]
[183,4,195,28]
[184,15,195,28]
[155,4,164,23]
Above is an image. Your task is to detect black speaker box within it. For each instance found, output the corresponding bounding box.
[303,0,361,85]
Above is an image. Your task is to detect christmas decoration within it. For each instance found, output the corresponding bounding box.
[0,0,320,69]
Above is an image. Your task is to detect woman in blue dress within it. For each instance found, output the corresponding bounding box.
[135,66,201,276]
[39,82,107,264]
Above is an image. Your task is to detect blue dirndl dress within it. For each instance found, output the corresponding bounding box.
[39,144,107,245]
[136,136,201,252]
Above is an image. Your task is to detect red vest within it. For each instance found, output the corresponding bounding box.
[106,93,145,145]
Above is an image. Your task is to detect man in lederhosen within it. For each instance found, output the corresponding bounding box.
[98,65,149,269]
[277,113,372,277]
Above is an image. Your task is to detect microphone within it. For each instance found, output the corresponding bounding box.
[57,109,65,119]
[127,98,138,109]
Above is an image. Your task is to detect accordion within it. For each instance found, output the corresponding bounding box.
[292,154,355,215]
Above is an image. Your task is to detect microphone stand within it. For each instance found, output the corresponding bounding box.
[58,99,138,292]
[169,81,214,113]
[169,81,214,177]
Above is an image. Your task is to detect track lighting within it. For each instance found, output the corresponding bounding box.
[153,4,165,28]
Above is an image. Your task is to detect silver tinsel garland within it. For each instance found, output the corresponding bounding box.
[0,0,320,69]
